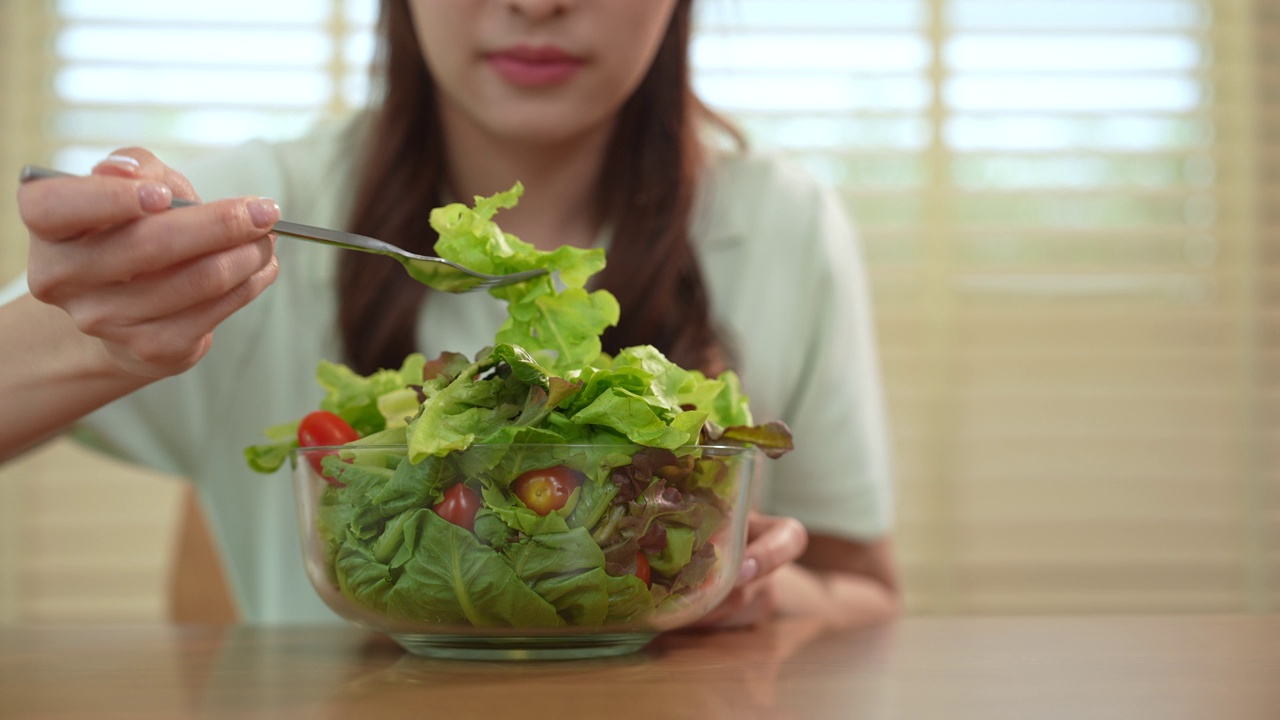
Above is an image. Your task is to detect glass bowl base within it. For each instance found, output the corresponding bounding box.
[390,632,656,661]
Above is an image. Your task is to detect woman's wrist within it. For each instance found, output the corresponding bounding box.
[0,294,152,460]
[21,294,151,384]
[774,562,899,627]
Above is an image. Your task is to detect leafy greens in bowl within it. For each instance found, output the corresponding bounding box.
[293,442,756,659]
[246,184,793,659]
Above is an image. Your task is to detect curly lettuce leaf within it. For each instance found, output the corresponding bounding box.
[243,420,300,473]
[405,356,512,463]
[567,387,693,449]
[609,345,690,413]
[496,287,620,374]
[430,183,619,374]
[405,345,586,464]
[707,370,752,429]
[318,354,426,436]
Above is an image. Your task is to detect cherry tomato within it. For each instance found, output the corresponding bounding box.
[433,483,482,531]
[512,465,584,516]
[635,551,652,588]
[297,410,359,480]
[298,410,359,447]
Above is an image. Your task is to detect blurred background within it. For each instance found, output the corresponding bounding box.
[0,0,1276,623]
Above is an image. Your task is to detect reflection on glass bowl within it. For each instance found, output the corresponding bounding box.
[291,443,757,660]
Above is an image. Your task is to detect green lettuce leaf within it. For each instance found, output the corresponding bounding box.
[495,288,620,374]
[318,354,426,436]
[609,345,691,413]
[243,419,299,473]
[568,387,692,449]
[480,481,570,536]
[530,568,611,626]
[647,526,695,575]
[604,573,654,624]
[334,508,563,627]
[405,357,508,463]
[708,370,752,429]
[563,476,619,531]
[502,527,610,626]
[430,183,619,375]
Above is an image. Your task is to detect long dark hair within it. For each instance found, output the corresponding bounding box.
[339,0,742,376]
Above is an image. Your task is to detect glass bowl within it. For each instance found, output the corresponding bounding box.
[290,442,757,660]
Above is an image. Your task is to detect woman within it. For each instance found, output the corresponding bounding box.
[1,0,897,628]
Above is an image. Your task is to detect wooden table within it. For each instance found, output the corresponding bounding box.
[1,616,1276,719]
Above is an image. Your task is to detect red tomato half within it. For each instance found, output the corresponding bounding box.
[298,410,360,448]
[512,465,584,516]
[434,484,481,531]
[635,551,652,588]
[297,410,359,481]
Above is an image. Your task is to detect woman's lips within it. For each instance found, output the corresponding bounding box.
[486,46,584,87]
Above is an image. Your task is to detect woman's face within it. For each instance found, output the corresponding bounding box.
[409,0,680,145]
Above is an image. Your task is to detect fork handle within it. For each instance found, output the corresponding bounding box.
[270,220,417,259]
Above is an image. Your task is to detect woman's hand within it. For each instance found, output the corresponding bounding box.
[694,512,809,629]
[17,149,281,380]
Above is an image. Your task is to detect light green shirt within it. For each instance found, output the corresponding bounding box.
[2,116,893,625]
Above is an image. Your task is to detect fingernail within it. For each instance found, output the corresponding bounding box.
[138,183,172,212]
[735,557,759,588]
[248,197,279,229]
[101,154,141,172]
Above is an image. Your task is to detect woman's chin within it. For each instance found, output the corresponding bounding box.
[492,113,613,149]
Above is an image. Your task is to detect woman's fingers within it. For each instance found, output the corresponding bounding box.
[694,579,778,630]
[18,173,173,242]
[735,513,808,588]
[93,147,200,203]
[20,148,205,245]
[28,196,280,302]
[18,147,282,380]
[95,249,280,378]
[85,196,279,284]
[689,513,809,631]
[62,235,278,332]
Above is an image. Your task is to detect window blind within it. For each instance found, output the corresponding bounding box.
[0,0,1274,621]
[0,2,50,287]
[696,0,1271,614]
[933,0,1261,613]
[1256,0,1279,611]
[44,0,377,172]
[0,0,378,624]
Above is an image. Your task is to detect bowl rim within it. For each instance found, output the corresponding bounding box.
[290,442,759,454]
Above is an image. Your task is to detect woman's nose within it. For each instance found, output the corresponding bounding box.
[503,0,576,23]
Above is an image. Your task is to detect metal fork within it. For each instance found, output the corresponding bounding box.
[19,165,548,293]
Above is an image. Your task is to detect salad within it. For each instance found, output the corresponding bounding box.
[245,184,793,629]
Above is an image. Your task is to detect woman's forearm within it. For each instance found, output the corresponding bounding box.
[778,532,900,626]
[773,561,900,627]
[0,294,148,462]
[696,524,899,629]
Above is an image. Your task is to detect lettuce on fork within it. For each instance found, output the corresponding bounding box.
[245,184,793,628]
